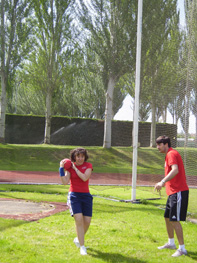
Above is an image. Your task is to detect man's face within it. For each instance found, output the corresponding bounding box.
[156,143,167,153]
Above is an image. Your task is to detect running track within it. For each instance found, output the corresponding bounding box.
[0,170,196,187]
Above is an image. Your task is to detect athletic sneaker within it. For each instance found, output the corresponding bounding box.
[80,246,87,255]
[158,243,177,250]
[73,237,80,248]
[172,249,187,257]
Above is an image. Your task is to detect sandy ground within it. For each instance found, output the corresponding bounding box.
[0,198,68,221]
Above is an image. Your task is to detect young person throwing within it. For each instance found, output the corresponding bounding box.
[154,135,189,257]
[59,148,93,256]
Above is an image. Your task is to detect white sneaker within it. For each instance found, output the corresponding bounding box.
[80,246,87,255]
[172,249,187,257]
[158,243,176,250]
[73,237,80,248]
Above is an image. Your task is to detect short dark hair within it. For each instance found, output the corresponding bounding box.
[156,135,171,147]
[70,148,89,162]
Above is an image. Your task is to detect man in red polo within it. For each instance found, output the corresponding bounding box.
[154,135,189,257]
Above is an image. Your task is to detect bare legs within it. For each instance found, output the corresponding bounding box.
[165,217,184,245]
[74,213,91,246]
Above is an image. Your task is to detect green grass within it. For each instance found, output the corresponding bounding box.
[0,185,196,263]
[0,184,196,218]
[1,144,197,175]
[0,144,196,262]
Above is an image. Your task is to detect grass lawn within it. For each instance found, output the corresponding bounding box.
[0,144,196,262]
[0,144,144,173]
[0,185,196,263]
[0,144,197,175]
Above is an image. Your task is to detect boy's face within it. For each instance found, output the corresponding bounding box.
[156,142,168,154]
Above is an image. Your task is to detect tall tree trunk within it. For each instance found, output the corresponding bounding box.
[0,0,6,143]
[163,107,167,123]
[44,90,52,144]
[195,92,197,148]
[150,99,156,147]
[103,75,116,148]
[184,91,190,147]
[184,44,191,148]
[0,75,6,143]
[194,91,197,148]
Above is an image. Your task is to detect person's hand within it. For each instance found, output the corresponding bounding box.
[72,162,77,171]
[60,160,64,168]
[154,181,163,192]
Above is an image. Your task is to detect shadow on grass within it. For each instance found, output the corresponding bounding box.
[0,218,29,232]
[88,248,147,263]
[93,201,164,217]
[0,191,26,200]
[187,251,197,261]
[108,148,132,163]
[0,185,67,195]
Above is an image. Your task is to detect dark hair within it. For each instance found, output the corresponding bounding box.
[70,148,89,162]
[156,135,171,147]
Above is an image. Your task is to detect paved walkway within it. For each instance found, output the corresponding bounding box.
[0,170,196,187]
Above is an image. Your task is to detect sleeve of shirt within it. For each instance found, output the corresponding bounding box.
[167,151,178,167]
[88,162,93,171]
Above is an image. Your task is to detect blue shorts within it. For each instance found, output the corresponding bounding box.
[67,192,93,217]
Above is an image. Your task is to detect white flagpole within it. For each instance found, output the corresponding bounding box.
[132,0,143,201]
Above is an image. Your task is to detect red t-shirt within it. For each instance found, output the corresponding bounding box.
[68,162,93,193]
[165,148,188,195]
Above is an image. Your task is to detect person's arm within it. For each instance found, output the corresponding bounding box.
[154,164,178,191]
[72,163,92,182]
[59,161,70,185]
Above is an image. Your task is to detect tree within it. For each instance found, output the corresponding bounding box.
[61,48,107,119]
[0,0,34,143]
[140,0,181,147]
[8,70,46,115]
[185,0,197,146]
[77,0,138,148]
[9,46,107,119]
[29,0,74,144]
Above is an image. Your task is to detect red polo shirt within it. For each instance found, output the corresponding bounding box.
[165,148,189,195]
[68,162,93,193]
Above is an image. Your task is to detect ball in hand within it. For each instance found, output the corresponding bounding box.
[63,159,72,170]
